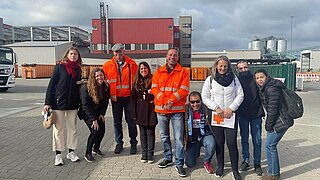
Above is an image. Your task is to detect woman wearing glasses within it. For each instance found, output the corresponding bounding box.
[201,56,244,180]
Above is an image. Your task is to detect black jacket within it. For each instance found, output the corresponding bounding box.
[130,84,157,127]
[78,83,110,121]
[45,64,81,110]
[237,71,264,119]
[259,77,294,132]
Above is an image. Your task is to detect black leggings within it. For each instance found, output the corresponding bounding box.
[212,121,239,171]
[84,119,105,154]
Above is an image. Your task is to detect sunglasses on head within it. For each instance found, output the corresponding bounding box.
[190,100,201,104]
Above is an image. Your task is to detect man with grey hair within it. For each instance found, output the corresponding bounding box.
[102,43,138,154]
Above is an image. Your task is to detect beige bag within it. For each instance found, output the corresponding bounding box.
[42,110,56,129]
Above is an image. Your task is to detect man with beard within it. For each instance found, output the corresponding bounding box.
[236,61,264,176]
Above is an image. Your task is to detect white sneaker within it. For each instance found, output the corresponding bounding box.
[66,151,80,162]
[55,154,64,166]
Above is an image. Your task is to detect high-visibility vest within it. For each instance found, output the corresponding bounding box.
[102,55,138,101]
[151,64,190,114]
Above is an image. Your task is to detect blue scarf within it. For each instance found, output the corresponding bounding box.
[187,104,206,139]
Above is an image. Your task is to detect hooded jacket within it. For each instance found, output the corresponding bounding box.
[259,77,294,132]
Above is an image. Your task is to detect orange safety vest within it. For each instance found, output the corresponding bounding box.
[102,55,138,101]
[151,64,190,114]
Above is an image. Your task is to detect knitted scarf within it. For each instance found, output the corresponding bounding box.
[187,104,206,140]
[61,60,80,79]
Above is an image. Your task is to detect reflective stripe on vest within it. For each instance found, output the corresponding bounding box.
[116,85,130,89]
[151,84,158,88]
[109,79,117,83]
[155,105,185,111]
[180,85,189,91]
[156,92,164,100]
[111,95,117,100]
[173,92,181,101]
[159,87,178,92]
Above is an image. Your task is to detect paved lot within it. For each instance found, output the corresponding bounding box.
[0,79,319,179]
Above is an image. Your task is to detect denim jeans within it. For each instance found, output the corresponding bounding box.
[139,125,156,158]
[157,113,185,166]
[239,116,262,166]
[266,129,287,176]
[185,134,215,168]
[111,97,138,145]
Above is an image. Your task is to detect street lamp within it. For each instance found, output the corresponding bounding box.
[290,15,294,62]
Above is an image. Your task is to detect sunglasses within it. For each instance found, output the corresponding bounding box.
[190,100,201,104]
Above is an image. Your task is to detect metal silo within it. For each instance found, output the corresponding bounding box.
[248,42,252,50]
[267,39,277,52]
[252,40,265,54]
[277,39,287,52]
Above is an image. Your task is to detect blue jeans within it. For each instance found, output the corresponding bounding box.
[111,97,138,145]
[185,134,215,168]
[239,116,262,166]
[266,129,287,176]
[157,113,185,166]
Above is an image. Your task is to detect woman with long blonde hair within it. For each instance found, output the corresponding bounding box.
[43,47,82,166]
[78,68,110,162]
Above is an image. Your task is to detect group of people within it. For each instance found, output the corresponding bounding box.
[43,44,294,180]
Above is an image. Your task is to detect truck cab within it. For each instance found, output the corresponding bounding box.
[0,46,16,92]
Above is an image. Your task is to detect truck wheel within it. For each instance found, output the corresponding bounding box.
[0,88,8,92]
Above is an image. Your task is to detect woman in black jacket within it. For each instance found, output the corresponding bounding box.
[78,68,110,162]
[254,69,293,180]
[131,61,157,163]
[43,47,82,166]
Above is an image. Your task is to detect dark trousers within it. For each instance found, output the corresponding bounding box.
[84,119,105,154]
[213,119,239,171]
[111,97,138,145]
[139,125,156,158]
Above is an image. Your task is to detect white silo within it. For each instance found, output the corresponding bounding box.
[267,39,277,52]
[277,39,287,52]
[248,42,252,50]
[252,40,265,54]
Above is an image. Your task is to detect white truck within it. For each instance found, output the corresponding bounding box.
[0,46,16,92]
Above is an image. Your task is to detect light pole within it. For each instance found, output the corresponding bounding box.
[290,15,294,62]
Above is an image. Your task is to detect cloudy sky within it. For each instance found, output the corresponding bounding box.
[1,0,320,52]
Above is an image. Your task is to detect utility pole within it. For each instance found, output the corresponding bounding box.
[290,15,294,62]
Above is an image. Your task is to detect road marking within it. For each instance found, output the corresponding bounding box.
[0,107,37,118]
[295,123,320,127]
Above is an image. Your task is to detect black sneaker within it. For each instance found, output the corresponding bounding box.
[157,159,173,168]
[130,144,137,154]
[114,144,123,154]
[92,149,104,157]
[254,165,263,176]
[215,166,223,177]
[84,154,95,163]
[239,161,249,171]
[147,156,155,164]
[233,171,242,180]
[175,166,187,177]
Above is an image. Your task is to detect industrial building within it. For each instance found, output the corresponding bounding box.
[91,2,192,66]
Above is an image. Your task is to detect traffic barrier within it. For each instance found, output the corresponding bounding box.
[296,73,320,82]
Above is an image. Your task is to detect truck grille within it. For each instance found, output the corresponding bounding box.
[0,76,8,86]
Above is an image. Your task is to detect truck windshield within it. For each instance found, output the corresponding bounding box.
[0,47,14,65]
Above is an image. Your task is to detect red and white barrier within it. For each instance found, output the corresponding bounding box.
[296,73,320,82]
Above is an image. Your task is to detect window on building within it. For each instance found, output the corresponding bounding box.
[182,34,191,38]
[182,54,191,58]
[182,23,192,28]
[182,44,191,48]
[142,44,148,50]
[135,44,141,50]
[93,44,97,50]
[168,44,173,49]
[168,25,173,30]
[174,32,180,39]
[149,44,155,50]
[125,44,131,50]
[92,25,97,30]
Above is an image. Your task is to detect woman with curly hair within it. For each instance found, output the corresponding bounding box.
[131,61,157,163]
[78,68,110,162]
[44,47,82,166]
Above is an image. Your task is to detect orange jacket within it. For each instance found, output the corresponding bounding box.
[151,64,190,114]
[102,55,138,101]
